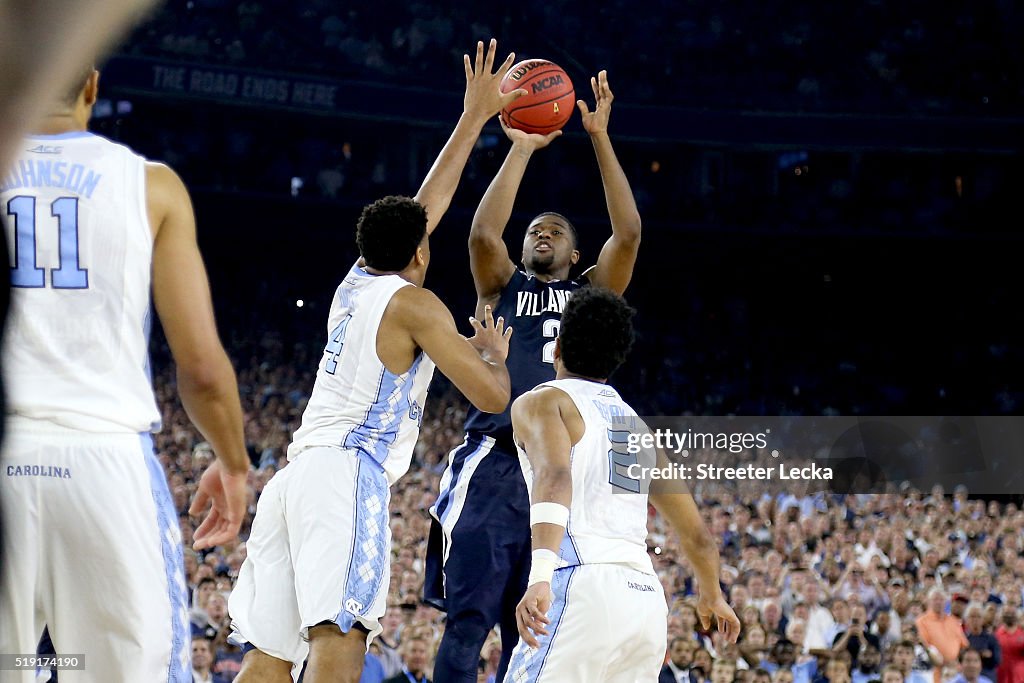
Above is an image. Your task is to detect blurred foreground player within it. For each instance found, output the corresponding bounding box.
[506,288,741,682]
[426,70,642,682]
[228,40,523,683]
[0,66,249,680]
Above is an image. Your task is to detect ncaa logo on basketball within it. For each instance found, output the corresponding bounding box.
[532,74,565,94]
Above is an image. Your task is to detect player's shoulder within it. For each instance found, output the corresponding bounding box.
[513,383,574,414]
[383,283,446,324]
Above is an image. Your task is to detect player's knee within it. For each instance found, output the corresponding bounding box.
[439,616,492,669]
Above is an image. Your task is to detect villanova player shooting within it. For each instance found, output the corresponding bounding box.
[425,70,643,681]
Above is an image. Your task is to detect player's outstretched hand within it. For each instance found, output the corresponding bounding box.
[190,459,248,550]
[697,591,742,643]
[500,116,562,150]
[464,38,526,124]
[515,582,553,648]
[577,69,614,136]
[468,304,513,364]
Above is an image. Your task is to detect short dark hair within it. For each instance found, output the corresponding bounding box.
[356,196,427,271]
[559,287,634,379]
[531,211,578,248]
[959,648,982,663]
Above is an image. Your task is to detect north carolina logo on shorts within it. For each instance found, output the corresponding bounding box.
[345,598,364,614]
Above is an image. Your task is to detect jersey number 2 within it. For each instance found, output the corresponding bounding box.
[542,319,560,364]
[323,314,352,374]
[7,195,88,289]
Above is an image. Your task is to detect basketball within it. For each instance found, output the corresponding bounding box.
[500,59,574,135]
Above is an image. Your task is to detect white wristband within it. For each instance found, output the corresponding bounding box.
[530,502,569,528]
[528,549,560,587]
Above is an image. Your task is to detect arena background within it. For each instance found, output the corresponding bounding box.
[76,1,1024,681]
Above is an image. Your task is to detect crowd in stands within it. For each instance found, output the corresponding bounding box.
[124,0,1022,115]
[150,335,1024,682]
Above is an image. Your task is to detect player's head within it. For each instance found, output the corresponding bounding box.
[521,212,579,278]
[554,287,634,381]
[48,64,99,125]
[356,196,429,284]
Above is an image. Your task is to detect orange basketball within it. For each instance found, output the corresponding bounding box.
[499,59,574,135]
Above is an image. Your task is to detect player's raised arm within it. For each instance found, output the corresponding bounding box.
[577,71,642,295]
[147,162,249,550]
[649,448,741,643]
[469,121,562,303]
[414,39,524,235]
[391,286,512,413]
[509,386,579,648]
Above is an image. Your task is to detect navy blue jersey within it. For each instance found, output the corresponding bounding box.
[464,270,586,449]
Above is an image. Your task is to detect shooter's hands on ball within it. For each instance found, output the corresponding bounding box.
[190,459,248,550]
[463,38,526,123]
[467,304,513,364]
[697,591,742,643]
[578,69,614,136]
[515,582,554,648]
[500,116,562,150]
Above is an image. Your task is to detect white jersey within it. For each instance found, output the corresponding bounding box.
[288,262,435,485]
[1,131,159,433]
[517,378,654,575]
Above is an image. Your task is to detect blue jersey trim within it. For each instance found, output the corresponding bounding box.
[140,434,189,682]
[26,131,95,140]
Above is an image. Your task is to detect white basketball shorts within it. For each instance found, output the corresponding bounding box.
[228,446,391,680]
[504,563,668,683]
[0,418,190,683]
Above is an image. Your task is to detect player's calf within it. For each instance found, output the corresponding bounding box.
[304,622,368,683]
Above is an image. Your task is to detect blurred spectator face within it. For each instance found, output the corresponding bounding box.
[403,637,429,676]
[694,648,713,672]
[858,645,880,672]
[670,638,697,668]
[826,658,851,683]
[197,578,217,608]
[711,659,737,683]
[893,645,914,672]
[927,590,946,614]
[1002,608,1019,627]
[749,574,766,598]
[793,602,810,622]
[732,584,750,609]
[752,671,771,683]
[382,606,402,635]
[960,650,983,679]
[831,599,850,624]
[742,604,762,628]
[192,638,213,670]
[881,669,904,683]
[207,593,227,623]
[786,619,806,646]
[772,671,794,683]
[802,582,820,605]
[763,601,781,626]
[746,626,767,649]
[850,604,867,626]
[681,604,699,632]
[772,641,796,667]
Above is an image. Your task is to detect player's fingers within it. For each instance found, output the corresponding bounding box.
[499,88,528,106]
[495,315,505,335]
[544,130,563,143]
[498,51,516,76]
[599,69,612,99]
[483,304,495,329]
[484,38,497,72]
[698,609,711,631]
[577,100,590,117]
[464,53,473,81]
[188,488,211,517]
[468,316,484,332]
[474,40,484,75]
[503,326,514,341]
[591,76,599,101]
[193,509,222,549]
